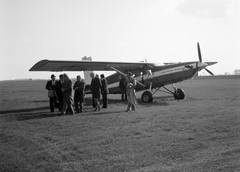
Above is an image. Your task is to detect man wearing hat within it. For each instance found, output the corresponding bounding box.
[45,74,57,112]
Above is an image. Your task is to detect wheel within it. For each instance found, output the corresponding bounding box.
[174,88,185,100]
[141,90,153,103]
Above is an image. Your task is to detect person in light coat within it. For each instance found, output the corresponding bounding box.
[125,72,137,112]
[61,73,75,115]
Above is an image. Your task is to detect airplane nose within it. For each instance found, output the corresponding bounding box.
[197,62,208,69]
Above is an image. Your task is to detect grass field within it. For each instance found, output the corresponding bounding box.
[0,76,240,172]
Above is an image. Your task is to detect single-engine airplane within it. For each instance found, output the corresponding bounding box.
[29,43,217,103]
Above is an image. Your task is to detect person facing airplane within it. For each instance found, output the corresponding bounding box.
[90,72,102,111]
[125,72,137,112]
[61,73,75,115]
[45,74,57,112]
[100,74,109,108]
[73,75,85,113]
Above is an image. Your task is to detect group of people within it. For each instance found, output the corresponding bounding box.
[45,73,83,115]
[90,72,109,111]
[45,71,137,114]
[45,72,110,115]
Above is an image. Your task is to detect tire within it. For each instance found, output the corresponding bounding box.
[174,88,185,100]
[141,90,153,103]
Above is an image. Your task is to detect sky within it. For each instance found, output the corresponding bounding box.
[1,0,240,81]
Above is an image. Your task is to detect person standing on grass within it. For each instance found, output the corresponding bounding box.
[100,74,109,108]
[73,75,85,113]
[61,73,75,115]
[125,72,137,112]
[45,74,57,112]
[90,72,102,111]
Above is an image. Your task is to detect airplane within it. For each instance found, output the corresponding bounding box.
[29,43,217,103]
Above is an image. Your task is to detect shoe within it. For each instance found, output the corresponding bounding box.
[94,108,98,111]
[98,108,100,111]
[126,109,131,112]
[102,106,107,109]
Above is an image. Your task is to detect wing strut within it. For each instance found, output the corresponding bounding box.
[107,65,146,88]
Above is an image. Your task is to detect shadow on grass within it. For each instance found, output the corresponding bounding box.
[15,112,60,121]
[0,106,49,114]
[1,96,173,121]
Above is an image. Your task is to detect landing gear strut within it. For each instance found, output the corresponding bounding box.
[162,85,185,100]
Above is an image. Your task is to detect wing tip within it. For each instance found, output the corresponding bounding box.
[29,59,49,71]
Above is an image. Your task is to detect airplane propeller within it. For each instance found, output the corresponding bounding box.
[197,42,214,76]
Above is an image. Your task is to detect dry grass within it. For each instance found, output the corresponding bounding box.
[0,76,240,172]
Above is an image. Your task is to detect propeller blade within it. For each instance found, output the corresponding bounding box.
[204,68,214,76]
[197,42,202,62]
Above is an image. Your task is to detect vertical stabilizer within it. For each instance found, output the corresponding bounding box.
[82,56,93,85]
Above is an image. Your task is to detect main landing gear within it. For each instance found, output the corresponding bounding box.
[141,84,185,103]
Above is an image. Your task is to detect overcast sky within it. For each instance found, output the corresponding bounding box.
[1,0,239,81]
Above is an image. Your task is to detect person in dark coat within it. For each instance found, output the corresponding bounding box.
[73,75,85,113]
[119,75,127,101]
[90,72,102,111]
[45,74,56,112]
[55,74,63,112]
[100,74,109,108]
[61,73,75,115]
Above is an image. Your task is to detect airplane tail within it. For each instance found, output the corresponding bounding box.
[82,56,93,85]
[82,56,93,93]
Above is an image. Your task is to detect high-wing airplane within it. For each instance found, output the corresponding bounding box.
[29,43,217,103]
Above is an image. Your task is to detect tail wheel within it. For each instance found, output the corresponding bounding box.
[174,88,185,100]
[141,90,153,103]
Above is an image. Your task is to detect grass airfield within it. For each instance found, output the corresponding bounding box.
[0,76,240,172]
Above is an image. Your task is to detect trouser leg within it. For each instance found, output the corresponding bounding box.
[121,91,124,101]
[127,103,132,110]
[125,92,127,101]
[79,101,83,112]
[102,94,108,108]
[92,94,96,107]
[50,97,54,112]
[74,100,79,113]
[58,101,63,112]
[131,104,136,110]
[105,94,108,107]
[68,103,75,115]
[94,98,100,110]
[61,102,68,115]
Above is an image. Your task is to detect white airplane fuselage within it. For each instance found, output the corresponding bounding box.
[106,61,210,94]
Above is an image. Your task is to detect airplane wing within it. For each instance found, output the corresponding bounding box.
[29,59,159,72]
